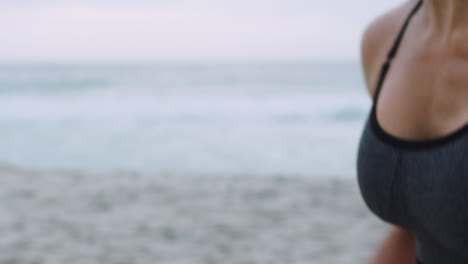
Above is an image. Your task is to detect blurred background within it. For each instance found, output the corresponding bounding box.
[0,0,399,263]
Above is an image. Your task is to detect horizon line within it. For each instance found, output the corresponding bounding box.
[0,58,360,65]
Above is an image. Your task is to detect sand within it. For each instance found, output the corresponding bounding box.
[0,165,390,264]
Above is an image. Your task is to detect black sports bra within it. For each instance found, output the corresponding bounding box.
[356,0,468,263]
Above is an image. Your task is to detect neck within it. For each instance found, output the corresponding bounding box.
[422,0,468,40]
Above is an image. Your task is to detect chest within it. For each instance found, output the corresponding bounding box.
[357,116,468,239]
[376,56,468,141]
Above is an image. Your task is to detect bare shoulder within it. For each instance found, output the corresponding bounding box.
[360,0,420,100]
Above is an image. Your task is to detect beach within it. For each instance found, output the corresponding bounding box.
[0,62,387,263]
[0,0,394,260]
[0,165,389,264]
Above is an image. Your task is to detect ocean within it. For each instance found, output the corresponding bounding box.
[0,61,370,178]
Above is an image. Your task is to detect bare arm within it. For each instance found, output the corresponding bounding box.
[369,225,417,264]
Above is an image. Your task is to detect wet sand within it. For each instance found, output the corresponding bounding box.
[0,165,390,264]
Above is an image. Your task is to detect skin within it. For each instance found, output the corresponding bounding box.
[361,0,468,142]
[368,226,417,264]
[360,0,468,263]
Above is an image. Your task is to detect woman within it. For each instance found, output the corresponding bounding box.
[356,0,468,264]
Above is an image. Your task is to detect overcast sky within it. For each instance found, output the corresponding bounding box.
[0,0,401,62]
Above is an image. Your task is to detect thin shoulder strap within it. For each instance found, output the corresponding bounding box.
[373,0,424,103]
